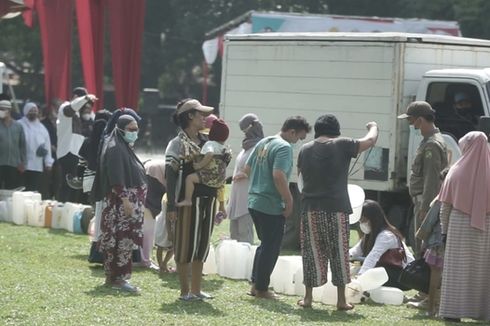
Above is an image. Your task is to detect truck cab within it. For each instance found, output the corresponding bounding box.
[408,69,490,178]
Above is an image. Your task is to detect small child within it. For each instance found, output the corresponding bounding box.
[177,118,231,207]
[155,194,175,274]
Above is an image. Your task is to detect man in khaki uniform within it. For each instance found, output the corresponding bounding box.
[398,101,448,256]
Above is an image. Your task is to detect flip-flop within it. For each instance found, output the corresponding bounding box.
[297,299,312,309]
[336,304,354,311]
[112,282,140,293]
[196,292,213,299]
[179,293,202,302]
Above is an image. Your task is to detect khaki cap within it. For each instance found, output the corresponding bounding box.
[177,99,214,115]
[397,101,435,119]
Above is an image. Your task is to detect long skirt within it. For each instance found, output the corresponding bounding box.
[99,185,147,282]
[439,209,490,321]
[301,210,350,287]
[174,196,216,264]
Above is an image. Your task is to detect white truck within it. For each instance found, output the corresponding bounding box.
[219,32,490,244]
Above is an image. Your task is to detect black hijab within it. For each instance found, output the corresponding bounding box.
[103,107,141,136]
[98,114,146,198]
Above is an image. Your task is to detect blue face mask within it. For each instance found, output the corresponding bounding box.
[122,130,138,143]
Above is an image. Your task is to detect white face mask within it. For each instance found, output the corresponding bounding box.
[359,221,371,234]
[81,113,92,121]
[0,110,6,119]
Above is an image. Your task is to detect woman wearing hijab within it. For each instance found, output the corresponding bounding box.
[165,98,216,301]
[226,113,264,244]
[438,131,490,321]
[98,114,147,293]
[18,102,54,195]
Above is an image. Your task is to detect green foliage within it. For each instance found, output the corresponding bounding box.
[1,1,490,107]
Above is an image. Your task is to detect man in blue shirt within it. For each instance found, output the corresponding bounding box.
[245,116,311,299]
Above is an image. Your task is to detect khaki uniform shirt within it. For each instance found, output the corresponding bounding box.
[409,128,448,213]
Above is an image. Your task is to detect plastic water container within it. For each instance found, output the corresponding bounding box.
[203,245,217,275]
[348,184,365,224]
[312,283,328,302]
[0,200,7,221]
[51,203,65,229]
[270,256,302,295]
[88,217,96,242]
[26,199,44,227]
[62,203,85,232]
[216,240,252,279]
[246,245,258,281]
[43,202,55,228]
[356,267,389,291]
[369,286,404,305]
[73,211,84,234]
[293,267,305,296]
[345,279,364,304]
[320,280,339,305]
[12,191,41,225]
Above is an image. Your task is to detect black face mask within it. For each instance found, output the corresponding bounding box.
[27,114,38,121]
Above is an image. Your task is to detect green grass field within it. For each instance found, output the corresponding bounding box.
[0,220,483,326]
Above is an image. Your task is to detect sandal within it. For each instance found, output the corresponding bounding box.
[179,293,202,302]
[337,303,354,311]
[112,281,140,293]
[196,292,213,299]
[297,299,312,309]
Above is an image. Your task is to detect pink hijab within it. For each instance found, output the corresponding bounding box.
[439,131,490,231]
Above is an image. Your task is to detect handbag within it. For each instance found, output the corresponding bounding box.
[398,258,431,293]
[377,238,407,269]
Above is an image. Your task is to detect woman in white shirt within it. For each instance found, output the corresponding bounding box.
[350,200,414,290]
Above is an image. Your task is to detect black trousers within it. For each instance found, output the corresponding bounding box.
[23,170,43,193]
[249,208,285,292]
[57,153,80,203]
[0,165,22,189]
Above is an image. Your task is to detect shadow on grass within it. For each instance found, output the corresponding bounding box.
[246,296,364,323]
[84,284,143,297]
[158,274,226,293]
[159,299,226,317]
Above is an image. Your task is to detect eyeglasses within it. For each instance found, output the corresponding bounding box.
[126,128,139,132]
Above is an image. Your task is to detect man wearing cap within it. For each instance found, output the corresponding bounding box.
[56,87,97,202]
[0,100,26,189]
[398,101,448,257]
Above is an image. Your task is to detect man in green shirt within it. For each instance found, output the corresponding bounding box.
[245,116,311,299]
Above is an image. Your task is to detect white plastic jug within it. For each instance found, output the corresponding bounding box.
[293,267,305,296]
[369,286,404,305]
[229,242,252,279]
[203,245,217,275]
[348,184,365,224]
[51,203,65,229]
[12,191,41,225]
[62,203,85,232]
[356,267,389,291]
[320,280,339,305]
[270,256,302,295]
[216,239,236,277]
[26,199,44,227]
[246,245,258,281]
[345,279,364,304]
[312,283,328,302]
[0,200,7,221]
